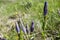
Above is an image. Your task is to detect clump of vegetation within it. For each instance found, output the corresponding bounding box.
[0,0,60,40]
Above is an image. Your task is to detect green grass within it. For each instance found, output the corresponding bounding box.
[0,0,60,40]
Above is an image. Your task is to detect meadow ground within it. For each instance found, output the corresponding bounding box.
[0,0,60,40]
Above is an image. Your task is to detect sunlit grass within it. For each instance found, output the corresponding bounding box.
[0,0,60,40]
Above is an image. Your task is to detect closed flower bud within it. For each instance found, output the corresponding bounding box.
[43,1,48,30]
[21,24,27,34]
[44,1,48,16]
[20,19,27,34]
[30,21,34,32]
[15,22,20,33]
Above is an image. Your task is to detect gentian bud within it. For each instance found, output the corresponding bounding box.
[21,24,27,34]
[20,19,27,34]
[43,1,48,30]
[30,21,34,32]
[15,22,20,33]
[44,1,48,16]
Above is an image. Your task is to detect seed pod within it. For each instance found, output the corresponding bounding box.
[30,21,34,32]
[15,22,20,33]
[44,1,48,16]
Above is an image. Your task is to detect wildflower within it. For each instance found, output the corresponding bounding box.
[15,22,20,33]
[21,24,27,34]
[43,1,48,30]
[30,21,34,32]
[44,1,48,16]
[20,19,27,34]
